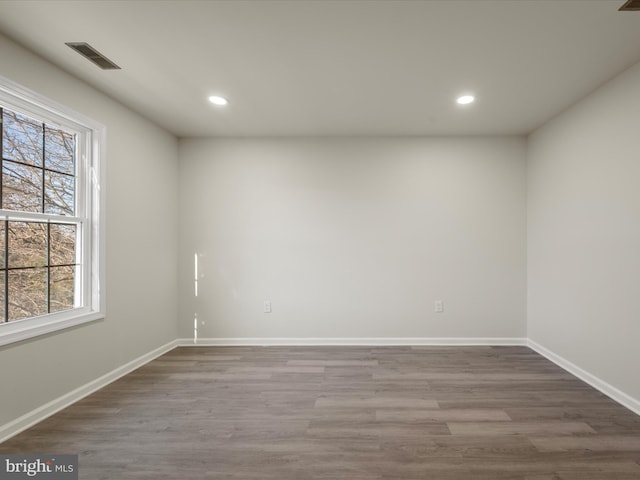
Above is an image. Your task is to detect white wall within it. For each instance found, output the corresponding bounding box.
[179,137,526,340]
[528,61,640,403]
[0,34,179,426]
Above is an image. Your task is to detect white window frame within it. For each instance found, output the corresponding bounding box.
[0,75,105,346]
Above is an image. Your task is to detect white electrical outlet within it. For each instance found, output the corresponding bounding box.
[264,300,272,313]
[435,300,444,313]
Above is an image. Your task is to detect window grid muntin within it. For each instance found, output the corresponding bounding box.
[1,108,76,216]
[0,105,80,323]
[0,219,79,322]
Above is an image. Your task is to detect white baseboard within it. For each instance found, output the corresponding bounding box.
[0,339,179,444]
[177,337,528,346]
[527,339,640,416]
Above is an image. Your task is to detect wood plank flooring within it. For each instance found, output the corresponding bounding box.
[1,346,640,479]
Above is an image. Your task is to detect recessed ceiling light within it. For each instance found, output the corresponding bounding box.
[208,95,228,106]
[456,95,475,105]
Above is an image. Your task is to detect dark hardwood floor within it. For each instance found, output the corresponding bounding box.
[2,346,640,479]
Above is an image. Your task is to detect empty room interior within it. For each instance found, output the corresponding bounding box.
[0,0,639,478]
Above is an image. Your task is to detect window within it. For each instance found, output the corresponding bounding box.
[0,76,104,346]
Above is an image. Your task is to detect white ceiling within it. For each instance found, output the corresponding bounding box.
[0,0,639,137]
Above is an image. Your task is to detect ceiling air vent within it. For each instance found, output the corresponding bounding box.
[65,42,121,70]
[619,1,640,11]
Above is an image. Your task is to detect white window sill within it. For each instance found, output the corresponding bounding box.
[0,310,104,347]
